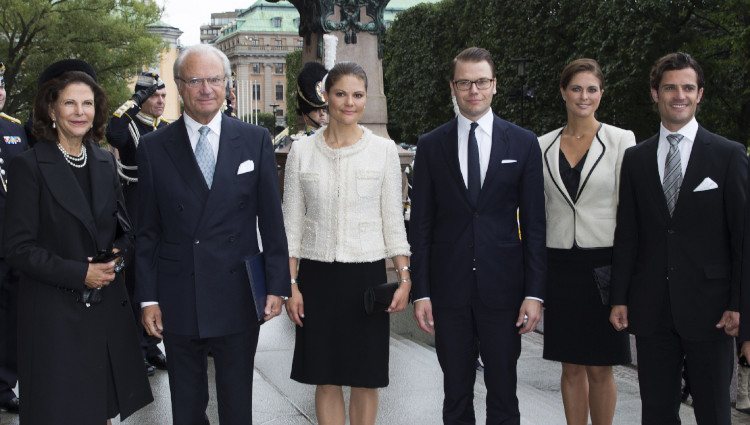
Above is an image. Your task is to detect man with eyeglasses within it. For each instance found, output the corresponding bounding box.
[135,44,289,424]
[410,47,545,424]
[106,71,169,377]
[0,61,27,415]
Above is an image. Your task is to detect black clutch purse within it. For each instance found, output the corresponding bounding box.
[364,282,399,315]
[592,265,612,305]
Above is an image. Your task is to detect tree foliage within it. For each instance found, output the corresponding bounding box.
[0,0,164,118]
[384,0,750,145]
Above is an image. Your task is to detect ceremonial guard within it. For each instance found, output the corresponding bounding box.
[105,71,169,375]
[296,62,328,135]
[0,61,28,414]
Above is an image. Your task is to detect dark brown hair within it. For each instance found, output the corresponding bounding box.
[451,47,495,80]
[649,52,704,90]
[32,70,108,143]
[560,58,604,89]
[324,62,368,92]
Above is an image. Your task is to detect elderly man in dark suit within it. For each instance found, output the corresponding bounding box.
[410,47,546,425]
[610,52,747,425]
[136,44,290,424]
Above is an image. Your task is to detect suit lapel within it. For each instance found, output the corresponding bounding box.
[163,117,210,204]
[438,119,471,206]
[35,141,98,244]
[477,116,508,208]
[88,142,113,228]
[197,117,242,229]
[542,129,574,207]
[673,127,711,219]
[576,128,605,200]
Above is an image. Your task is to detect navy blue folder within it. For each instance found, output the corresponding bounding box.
[243,252,267,321]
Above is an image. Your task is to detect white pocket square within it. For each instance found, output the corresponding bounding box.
[501,159,517,164]
[693,177,718,192]
[237,160,255,175]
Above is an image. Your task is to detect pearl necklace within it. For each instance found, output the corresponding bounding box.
[57,143,87,168]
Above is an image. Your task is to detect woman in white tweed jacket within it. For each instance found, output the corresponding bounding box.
[282,62,411,425]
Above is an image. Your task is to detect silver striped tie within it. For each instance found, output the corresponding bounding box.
[663,134,684,216]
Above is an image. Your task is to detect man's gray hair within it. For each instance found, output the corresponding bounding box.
[173,44,231,80]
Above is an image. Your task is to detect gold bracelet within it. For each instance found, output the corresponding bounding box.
[290,278,298,285]
[399,277,411,285]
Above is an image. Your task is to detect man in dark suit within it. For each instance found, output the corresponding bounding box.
[410,47,546,425]
[136,45,290,424]
[610,52,747,425]
[0,61,28,414]
[106,72,170,376]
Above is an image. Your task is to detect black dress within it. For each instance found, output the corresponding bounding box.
[542,151,631,366]
[291,259,389,388]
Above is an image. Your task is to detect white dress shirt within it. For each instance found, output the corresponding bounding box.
[656,117,698,182]
[184,111,222,159]
[457,109,494,187]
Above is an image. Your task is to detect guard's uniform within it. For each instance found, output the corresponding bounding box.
[0,111,28,406]
[106,100,168,359]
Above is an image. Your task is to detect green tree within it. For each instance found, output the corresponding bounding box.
[0,0,163,118]
[285,49,302,134]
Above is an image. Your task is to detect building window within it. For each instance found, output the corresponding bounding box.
[297,38,304,47]
[250,38,258,46]
[252,63,260,74]
[274,63,284,74]
[275,108,284,117]
[275,38,282,47]
[275,84,283,101]
[253,84,261,100]
[271,17,282,28]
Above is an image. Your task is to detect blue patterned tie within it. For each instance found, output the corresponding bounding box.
[195,126,215,188]
[467,122,480,207]
[663,133,683,216]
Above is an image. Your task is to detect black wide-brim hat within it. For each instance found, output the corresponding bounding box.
[38,59,97,86]
[297,61,327,115]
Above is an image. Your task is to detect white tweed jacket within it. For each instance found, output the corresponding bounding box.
[282,126,411,262]
[539,123,636,249]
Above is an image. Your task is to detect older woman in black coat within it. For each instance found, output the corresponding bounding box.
[3,59,152,424]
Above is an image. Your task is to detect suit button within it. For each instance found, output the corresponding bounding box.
[194,240,200,244]
[178,204,184,211]
[667,229,675,234]
[230,269,236,274]
[239,202,246,209]
[121,300,128,306]
[229,236,236,243]
[468,243,474,248]
[669,266,675,271]
[473,212,479,217]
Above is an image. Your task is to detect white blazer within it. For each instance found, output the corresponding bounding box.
[283,125,411,263]
[539,123,635,249]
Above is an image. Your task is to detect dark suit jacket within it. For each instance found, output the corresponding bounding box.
[3,140,152,424]
[409,115,546,309]
[612,126,747,340]
[135,115,289,338]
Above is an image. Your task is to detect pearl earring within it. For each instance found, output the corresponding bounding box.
[52,120,56,129]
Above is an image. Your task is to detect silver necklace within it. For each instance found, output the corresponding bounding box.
[57,143,87,168]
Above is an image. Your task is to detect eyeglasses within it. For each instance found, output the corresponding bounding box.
[453,78,495,91]
[176,76,226,88]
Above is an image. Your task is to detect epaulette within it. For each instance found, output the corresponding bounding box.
[0,112,21,125]
[158,116,172,125]
[113,100,137,118]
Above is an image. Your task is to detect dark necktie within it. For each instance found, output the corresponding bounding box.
[663,133,683,216]
[467,122,480,206]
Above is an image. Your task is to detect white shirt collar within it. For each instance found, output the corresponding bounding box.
[659,117,698,143]
[183,111,222,138]
[457,108,494,136]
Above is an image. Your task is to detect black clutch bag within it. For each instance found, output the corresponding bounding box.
[592,265,612,305]
[364,282,399,315]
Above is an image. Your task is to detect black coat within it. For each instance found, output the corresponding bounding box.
[612,127,747,340]
[3,140,153,424]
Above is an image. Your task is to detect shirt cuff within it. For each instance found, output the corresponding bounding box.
[141,301,158,308]
[525,296,544,303]
[413,297,430,303]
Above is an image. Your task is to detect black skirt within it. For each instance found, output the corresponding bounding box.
[291,259,389,388]
[543,247,631,366]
